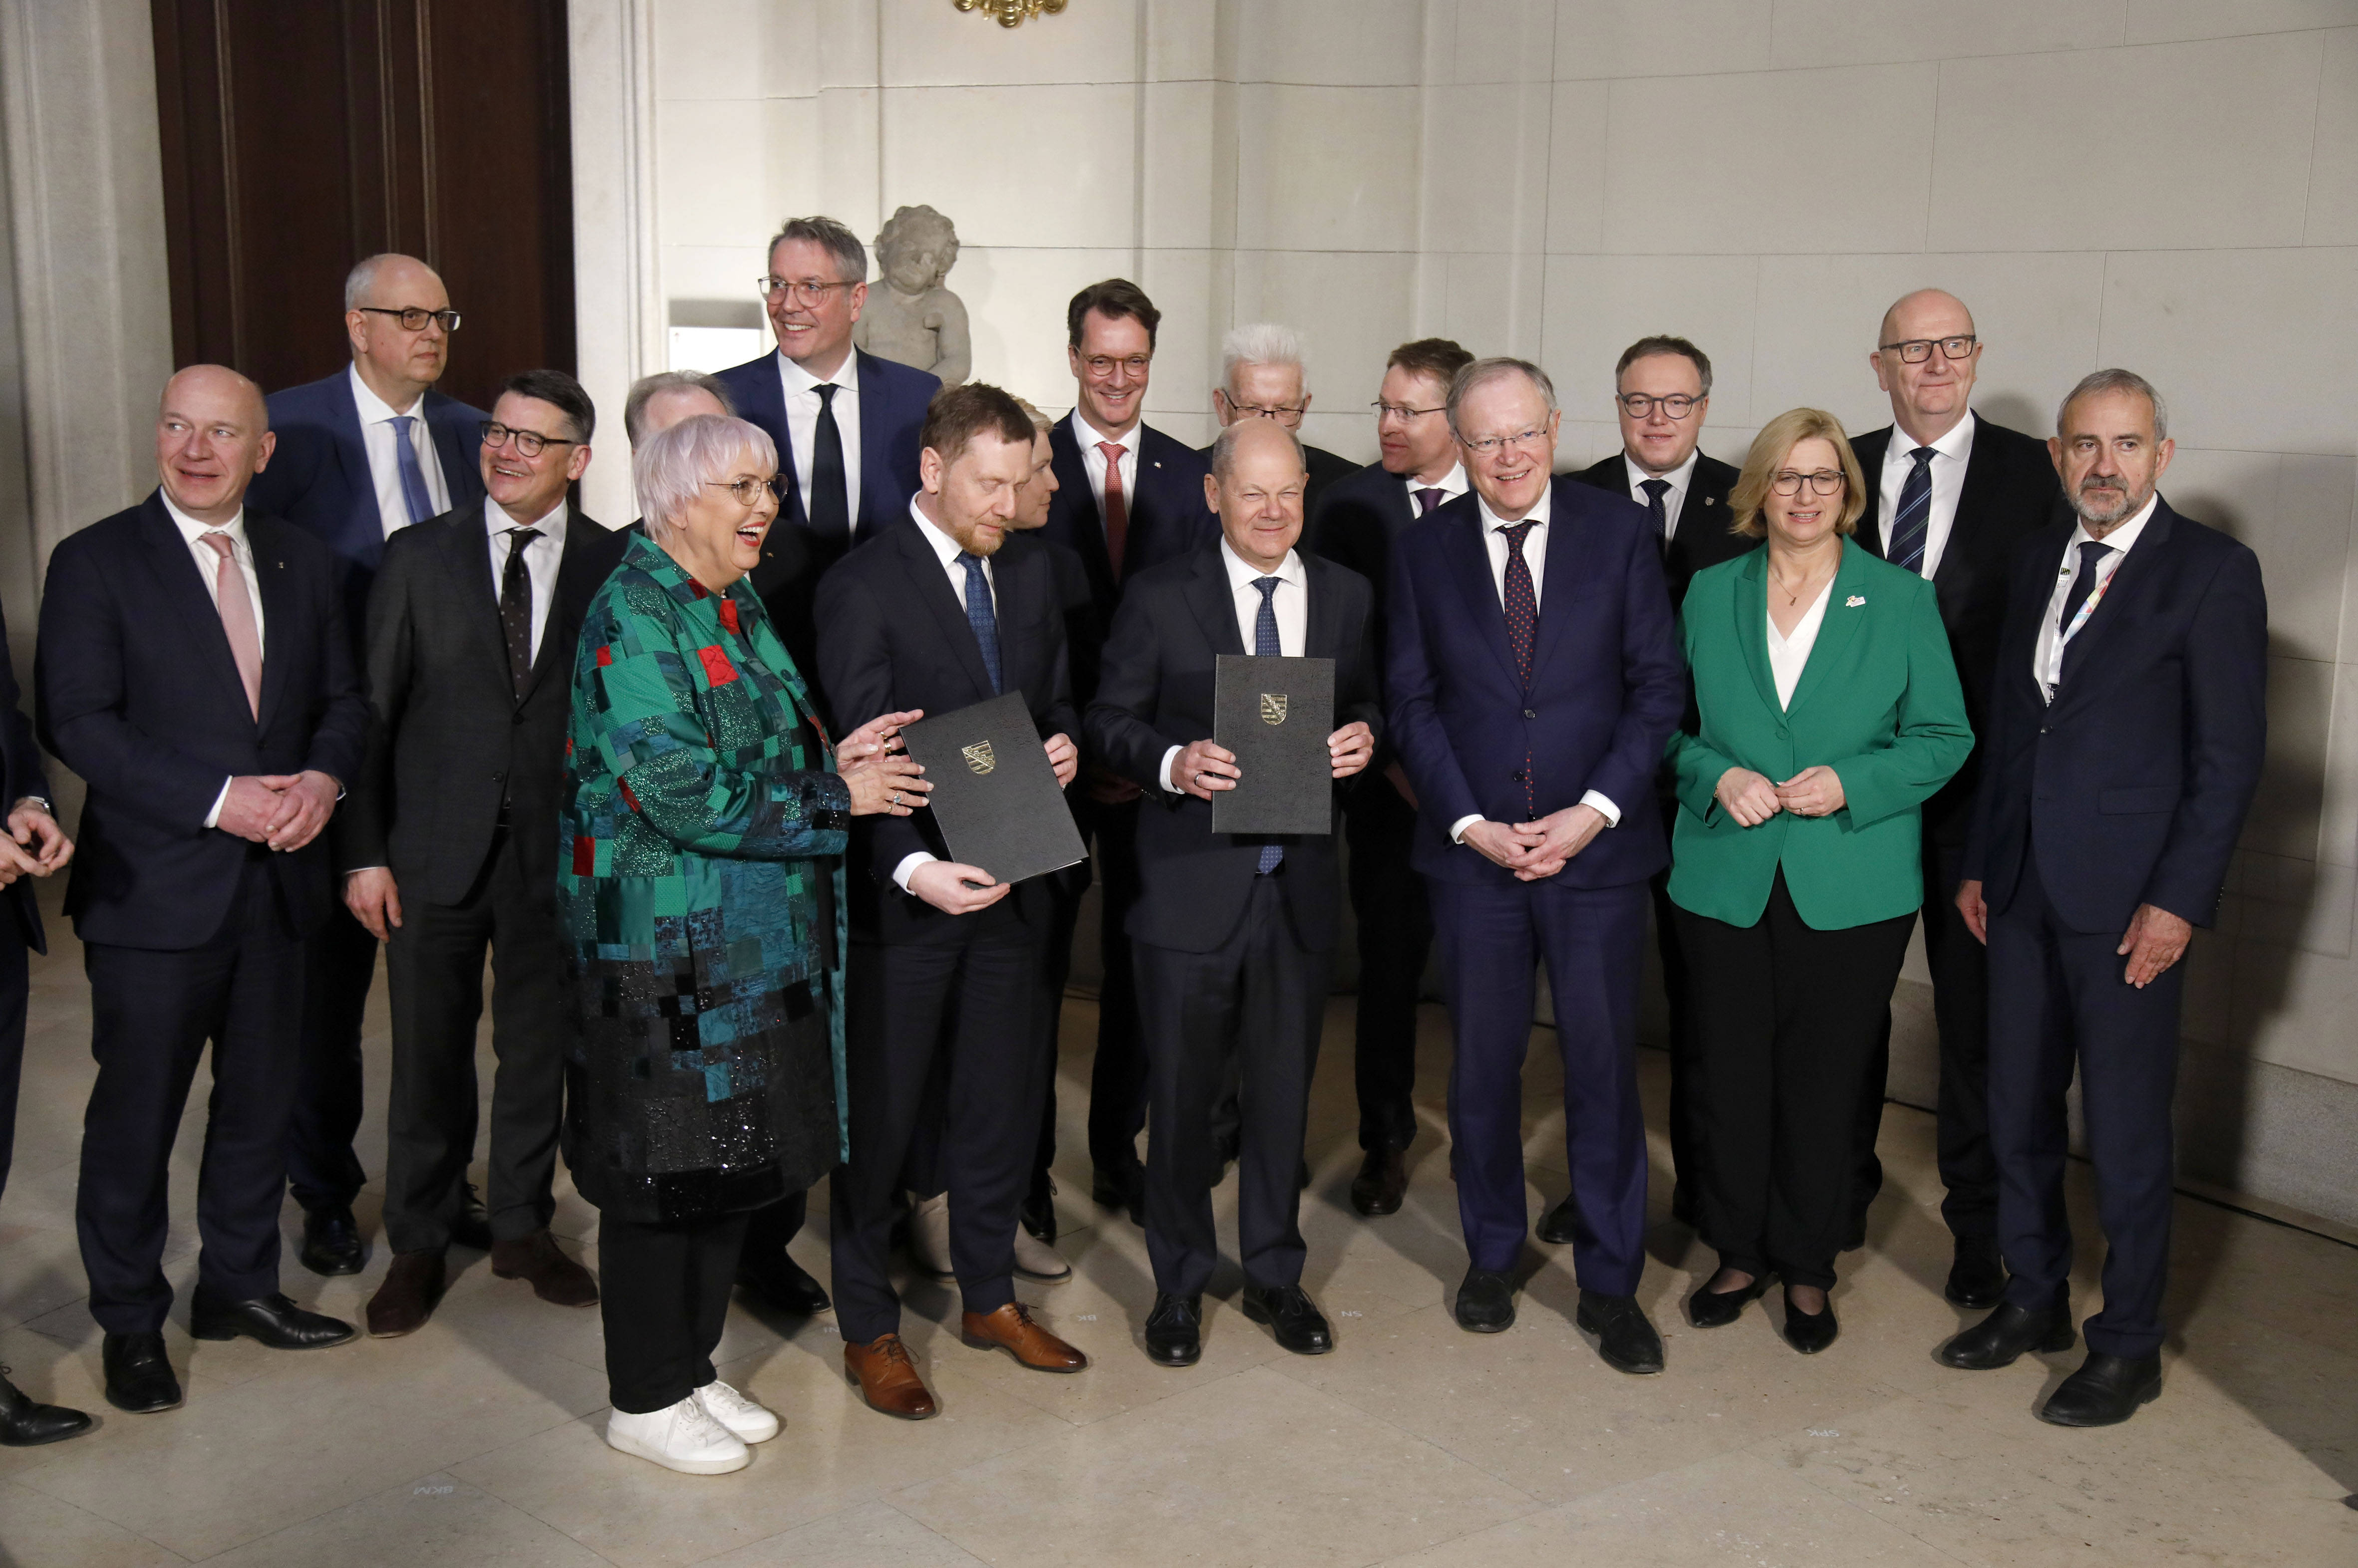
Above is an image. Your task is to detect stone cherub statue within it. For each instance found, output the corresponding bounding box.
[853,204,971,387]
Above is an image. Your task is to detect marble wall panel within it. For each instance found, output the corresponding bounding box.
[1768,0,2125,67]
[1550,0,1772,80]
[1539,252,1761,426]
[2310,29,2358,248]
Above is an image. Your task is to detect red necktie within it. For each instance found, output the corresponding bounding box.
[1098,442,1129,579]
[1499,521,1537,816]
[200,531,263,719]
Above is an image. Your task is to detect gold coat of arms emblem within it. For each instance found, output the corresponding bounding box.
[1260,693,1287,725]
[961,740,996,774]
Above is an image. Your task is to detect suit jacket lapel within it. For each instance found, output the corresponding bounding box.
[749,359,807,528]
[2057,501,2176,694]
[1303,555,1333,658]
[250,520,301,730]
[1440,507,1520,688]
[902,523,997,698]
[854,351,893,536]
[1179,549,1244,657]
[1936,417,2001,590]
[425,393,480,510]
[441,507,518,701]
[1731,549,1778,716]
[139,500,254,724]
[531,516,610,700]
[1850,427,1891,560]
[1531,485,1581,676]
[326,377,387,567]
[1782,538,1872,716]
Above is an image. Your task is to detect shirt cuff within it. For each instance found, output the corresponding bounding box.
[891,852,937,894]
[1449,813,1481,844]
[1158,745,1184,795]
[1580,790,1621,827]
[204,777,232,830]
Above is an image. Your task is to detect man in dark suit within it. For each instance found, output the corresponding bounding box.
[1309,336,1473,1216]
[1945,370,2265,1427]
[818,383,1089,1421]
[38,366,370,1414]
[1843,289,2070,1307]
[1201,323,1358,519]
[247,253,491,1278]
[0,604,86,1447]
[1039,278,1218,1222]
[719,215,942,692]
[1088,419,1379,1366]
[1387,359,1684,1373]
[1561,333,1749,1241]
[341,370,623,1338]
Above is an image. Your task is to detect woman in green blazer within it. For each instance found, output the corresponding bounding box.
[1666,407,1971,1354]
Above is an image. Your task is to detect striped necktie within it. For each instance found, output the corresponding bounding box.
[1888,445,1936,574]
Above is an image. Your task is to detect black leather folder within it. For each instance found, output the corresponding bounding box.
[1210,654,1335,836]
[899,691,1086,886]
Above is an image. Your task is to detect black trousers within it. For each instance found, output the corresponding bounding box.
[0,919,26,1202]
[1987,852,2182,1358]
[1850,834,1996,1242]
[1135,876,1326,1298]
[597,1209,749,1413]
[1650,864,1706,1225]
[78,855,305,1332]
[1676,872,1913,1290]
[1081,796,1147,1175]
[382,829,566,1253]
[831,902,1045,1343]
[286,904,373,1210]
[1342,776,1432,1153]
[1025,866,1089,1205]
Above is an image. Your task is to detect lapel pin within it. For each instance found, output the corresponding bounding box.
[1702,496,1716,507]
[1846,594,1865,607]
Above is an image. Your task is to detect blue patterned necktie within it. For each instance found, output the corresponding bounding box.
[1498,521,1538,817]
[1888,445,1935,574]
[959,551,1002,694]
[1253,575,1284,875]
[387,414,438,529]
[1640,478,1672,554]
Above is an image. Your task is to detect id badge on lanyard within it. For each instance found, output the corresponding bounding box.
[2046,554,2120,700]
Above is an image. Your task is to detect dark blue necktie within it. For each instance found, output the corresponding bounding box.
[387,414,437,529]
[959,551,1001,694]
[809,383,850,539]
[1888,445,1935,574]
[1639,478,1672,555]
[2057,540,2112,634]
[1253,576,1283,875]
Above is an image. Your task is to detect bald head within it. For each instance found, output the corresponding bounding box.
[1878,289,1973,350]
[1205,418,1307,572]
[1870,288,1982,445]
[344,253,454,407]
[157,365,275,524]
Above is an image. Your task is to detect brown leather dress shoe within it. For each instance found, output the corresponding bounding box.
[960,1302,1088,1372]
[366,1250,447,1337]
[844,1334,938,1419]
[490,1231,599,1307]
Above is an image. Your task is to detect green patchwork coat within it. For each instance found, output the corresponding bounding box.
[557,531,852,1224]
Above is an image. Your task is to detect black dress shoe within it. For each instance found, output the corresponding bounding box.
[1536,1194,1581,1246]
[736,1251,832,1315]
[1944,1235,2007,1309]
[1241,1284,1334,1355]
[449,1182,494,1252]
[188,1289,356,1350]
[1687,1275,1768,1329]
[1454,1267,1516,1333]
[1780,1290,1839,1355]
[0,1365,94,1445]
[2039,1351,2162,1427]
[1144,1291,1202,1367]
[297,1203,365,1277]
[1021,1172,1059,1242]
[1936,1298,2075,1370]
[1576,1290,1665,1375]
[1092,1163,1145,1226]
[100,1332,182,1413]
[1349,1147,1407,1216]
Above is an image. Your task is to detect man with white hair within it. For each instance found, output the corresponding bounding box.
[1205,322,1357,522]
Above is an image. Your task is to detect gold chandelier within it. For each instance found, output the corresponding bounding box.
[952,0,1067,26]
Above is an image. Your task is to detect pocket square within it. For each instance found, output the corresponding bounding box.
[1845,595,1866,607]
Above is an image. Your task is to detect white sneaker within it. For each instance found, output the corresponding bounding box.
[909,1191,955,1281]
[604,1395,750,1475]
[1013,1225,1072,1283]
[693,1377,781,1443]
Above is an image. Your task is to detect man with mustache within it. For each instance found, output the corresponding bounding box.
[1942,370,2265,1428]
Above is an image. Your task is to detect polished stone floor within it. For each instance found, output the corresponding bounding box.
[2,910,2354,1567]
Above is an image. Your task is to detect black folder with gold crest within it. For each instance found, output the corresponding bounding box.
[898,691,1086,886]
[1210,654,1335,836]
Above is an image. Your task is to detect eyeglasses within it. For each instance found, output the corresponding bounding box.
[357,305,461,333]
[1458,426,1551,458]
[1372,400,1446,422]
[1877,334,1977,364]
[1618,393,1702,420]
[1769,469,1845,497]
[480,421,579,459]
[1226,401,1305,421]
[756,276,856,305]
[705,476,782,508]
[1081,354,1152,378]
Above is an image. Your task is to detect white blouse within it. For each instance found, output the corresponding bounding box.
[1766,579,1835,711]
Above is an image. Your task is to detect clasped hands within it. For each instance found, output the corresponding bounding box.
[1461,805,1607,881]
[217,771,339,852]
[0,798,73,887]
[1713,765,1845,826]
[1171,721,1376,801]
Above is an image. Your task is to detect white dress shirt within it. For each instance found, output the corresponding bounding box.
[163,494,267,828]
[1875,409,1977,579]
[892,497,1001,892]
[1449,486,1621,842]
[1159,541,1308,794]
[1404,461,1469,517]
[1071,408,1141,526]
[1766,578,1835,711]
[778,348,863,529]
[1622,448,1699,541]
[484,496,570,662]
[2035,494,2156,700]
[349,364,454,537]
